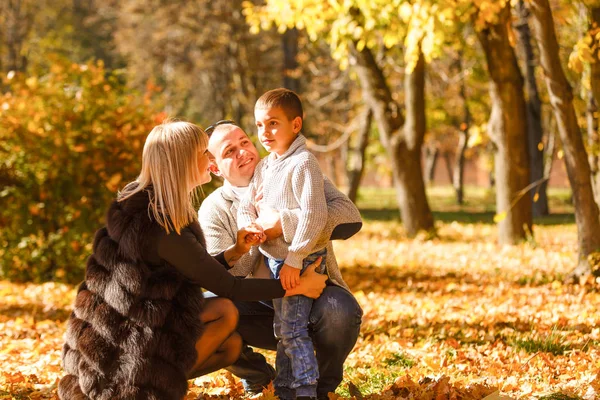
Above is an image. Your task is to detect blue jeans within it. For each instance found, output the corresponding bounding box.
[226,284,362,399]
[267,249,327,399]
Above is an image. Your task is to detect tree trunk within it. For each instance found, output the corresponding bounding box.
[443,153,453,183]
[543,120,556,185]
[587,96,600,206]
[529,0,600,277]
[454,52,470,205]
[351,43,434,236]
[515,0,549,216]
[588,7,600,209]
[282,28,300,93]
[424,145,439,185]
[3,0,26,72]
[476,4,532,245]
[345,107,372,202]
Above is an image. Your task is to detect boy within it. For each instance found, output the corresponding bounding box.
[237,88,332,400]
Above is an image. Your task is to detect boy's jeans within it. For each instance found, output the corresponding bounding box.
[266,248,327,399]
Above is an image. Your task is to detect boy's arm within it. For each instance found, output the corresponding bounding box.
[260,176,362,243]
[237,164,263,230]
[284,155,328,269]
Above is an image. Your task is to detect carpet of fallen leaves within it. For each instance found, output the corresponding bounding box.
[2,220,600,399]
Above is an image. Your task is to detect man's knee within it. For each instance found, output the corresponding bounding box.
[310,286,362,341]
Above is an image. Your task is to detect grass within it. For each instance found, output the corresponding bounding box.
[338,367,403,398]
[511,330,572,356]
[2,184,593,399]
[382,352,415,368]
[538,394,584,400]
[355,185,575,225]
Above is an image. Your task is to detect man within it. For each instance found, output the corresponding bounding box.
[198,121,362,400]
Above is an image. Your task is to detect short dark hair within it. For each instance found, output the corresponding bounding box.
[204,119,236,136]
[255,88,303,121]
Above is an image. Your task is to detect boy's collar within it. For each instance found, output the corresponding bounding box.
[269,134,306,162]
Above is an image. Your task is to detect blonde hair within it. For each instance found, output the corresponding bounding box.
[118,119,208,234]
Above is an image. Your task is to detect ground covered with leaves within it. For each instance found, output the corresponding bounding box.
[1,189,599,399]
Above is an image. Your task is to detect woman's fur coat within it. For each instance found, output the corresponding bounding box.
[58,188,205,400]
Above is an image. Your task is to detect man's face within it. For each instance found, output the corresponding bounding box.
[254,106,301,157]
[207,126,260,187]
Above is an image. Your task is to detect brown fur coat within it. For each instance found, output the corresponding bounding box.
[58,188,205,400]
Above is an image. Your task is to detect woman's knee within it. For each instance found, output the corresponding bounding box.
[223,332,243,366]
[212,298,239,331]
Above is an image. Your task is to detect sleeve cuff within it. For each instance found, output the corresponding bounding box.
[214,251,232,269]
[284,253,305,269]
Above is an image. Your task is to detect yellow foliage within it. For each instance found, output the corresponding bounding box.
[0,56,163,282]
[493,211,507,223]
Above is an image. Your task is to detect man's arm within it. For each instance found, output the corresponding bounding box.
[322,177,363,240]
[198,192,258,277]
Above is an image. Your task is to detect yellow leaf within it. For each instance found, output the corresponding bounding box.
[467,127,482,148]
[537,142,544,151]
[533,192,539,203]
[507,22,516,48]
[25,77,38,89]
[105,173,122,190]
[493,211,507,223]
[558,149,564,159]
[356,39,365,52]
[568,51,583,73]
[399,3,412,22]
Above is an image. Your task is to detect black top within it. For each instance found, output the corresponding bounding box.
[150,228,286,301]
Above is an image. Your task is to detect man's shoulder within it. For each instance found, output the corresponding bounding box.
[199,187,229,217]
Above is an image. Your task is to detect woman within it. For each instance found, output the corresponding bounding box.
[57,120,326,400]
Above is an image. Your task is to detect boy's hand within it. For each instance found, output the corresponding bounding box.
[280,264,300,290]
[235,223,266,254]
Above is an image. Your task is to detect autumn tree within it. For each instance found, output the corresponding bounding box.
[515,0,549,216]
[0,57,162,282]
[475,3,533,245]
[529,0,600,277]
[244,0,436,236]
[587,4,600,206]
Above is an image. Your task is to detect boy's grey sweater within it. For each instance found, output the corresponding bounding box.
[198,176,362,290]
[237,134,329,269]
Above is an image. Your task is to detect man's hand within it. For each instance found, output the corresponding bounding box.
[279,264,300,290]
[234,223,266,255]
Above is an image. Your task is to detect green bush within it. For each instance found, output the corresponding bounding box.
[0,56,164,282]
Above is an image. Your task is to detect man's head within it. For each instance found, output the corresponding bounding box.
[206,122,260,187]
[254,88,303,157]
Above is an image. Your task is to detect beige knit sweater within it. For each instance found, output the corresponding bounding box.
[198,174,362,289]
[237,135,331,269]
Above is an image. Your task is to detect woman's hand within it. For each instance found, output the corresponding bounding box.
[285,257,326,299]
[224,224,266,267]
[234,223,266,255]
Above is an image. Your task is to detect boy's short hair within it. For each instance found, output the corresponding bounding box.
[255,88,303,121]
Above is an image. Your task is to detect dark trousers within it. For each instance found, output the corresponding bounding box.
[226,284,363,399]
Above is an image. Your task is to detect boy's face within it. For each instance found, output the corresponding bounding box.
[254,106,302,157]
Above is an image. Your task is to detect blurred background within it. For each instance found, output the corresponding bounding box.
[0,0,598,283]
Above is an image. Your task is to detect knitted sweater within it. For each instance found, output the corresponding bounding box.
[237,135,329,269]
[198,177,362,290]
